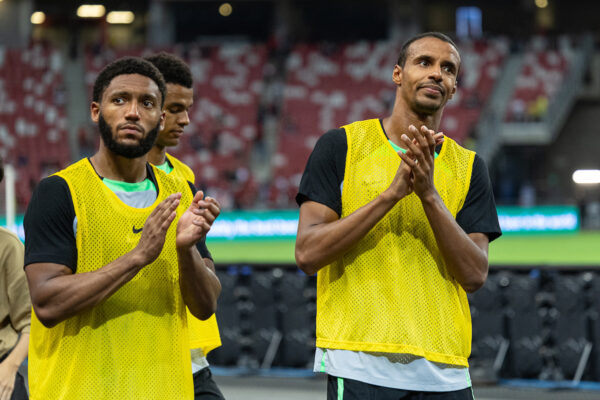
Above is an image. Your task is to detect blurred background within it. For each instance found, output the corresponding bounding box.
[1,0,600,398]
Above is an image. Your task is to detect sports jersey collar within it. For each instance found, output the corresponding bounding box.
[379,119,441,158]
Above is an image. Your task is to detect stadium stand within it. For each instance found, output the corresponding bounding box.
[0,43,70,210]
[506,36,574,122]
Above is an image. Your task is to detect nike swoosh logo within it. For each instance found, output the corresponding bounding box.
[132,226,143,234]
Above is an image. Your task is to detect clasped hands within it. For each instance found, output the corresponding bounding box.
[386,125,443,202]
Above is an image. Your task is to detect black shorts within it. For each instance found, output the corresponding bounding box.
[327,375,474,400]
[193,367,225,400]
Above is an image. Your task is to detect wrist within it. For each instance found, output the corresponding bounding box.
[420,189,441,206]
[176,243,195,255]
[1,358,20,371]
[128,249,147,269]
[380,189,402,204]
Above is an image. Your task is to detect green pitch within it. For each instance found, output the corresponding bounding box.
[208,232,600,266]
[488,231,600,265]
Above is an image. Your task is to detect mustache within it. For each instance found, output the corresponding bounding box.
[418,82,445,95]
[117,122,144,133]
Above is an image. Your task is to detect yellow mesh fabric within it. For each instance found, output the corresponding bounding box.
[166,153,195,182]
[166,153,222,354]
[28,159,194,399]
[316,119,475,367]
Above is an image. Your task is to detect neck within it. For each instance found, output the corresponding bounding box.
[382,97,442,146]
[147,144,167,166]
[90,144,148,183]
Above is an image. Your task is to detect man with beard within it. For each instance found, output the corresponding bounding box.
[145,52,224,400]
[295,33,501,399]
[23,57,222,399]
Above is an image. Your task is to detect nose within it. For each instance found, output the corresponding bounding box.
[178,111,190,126]
[429,66,443,82]
[124,101,141,120]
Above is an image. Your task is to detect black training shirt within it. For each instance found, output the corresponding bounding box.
[24,163,212,273]
[296,128,502,241]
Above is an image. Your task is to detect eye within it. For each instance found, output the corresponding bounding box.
[143,99,154,108]
[419,59,430,67]
[113,97,125,105]
[443,65,455,74]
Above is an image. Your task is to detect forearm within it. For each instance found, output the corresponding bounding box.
[421,192,489,293]
[2,332,28,369]
[295,193,399,275]
[177,247,221,320]
[29,252,144,327]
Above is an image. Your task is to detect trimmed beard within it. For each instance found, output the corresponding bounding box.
[98,114,160,159]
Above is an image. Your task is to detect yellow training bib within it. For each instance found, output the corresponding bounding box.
[29,159,194,399]
[316,119,475,367]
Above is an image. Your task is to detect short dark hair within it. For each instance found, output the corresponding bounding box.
[397,32,459,67]
[145,52,193,88]
[0,155,3,183]
[92,56,167,106]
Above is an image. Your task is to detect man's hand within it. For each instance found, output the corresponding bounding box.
[399,125,439,200]
[133,193,181,266]
[0,360,18,400]
[382,153,413,202]
[176,191,221,249]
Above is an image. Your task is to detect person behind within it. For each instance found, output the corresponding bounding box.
[145,52,225,400]
[23,57,222,399]
[295,32,501,399]
[0,157,30,400]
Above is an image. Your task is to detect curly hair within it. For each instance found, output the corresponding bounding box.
[397,32,459,67]
[92,56,167,106]
[145,52,193,88]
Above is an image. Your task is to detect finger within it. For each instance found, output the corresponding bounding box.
[160,210,177,232]
[160,195,181,218]
[205,196,221,213]
[198,200,221,218]
[192,190,205,205]
[195,209,216,225]
[151,193,178,218]
[433,132,444,145]
[401,134,423,160]
[192,218,212,232]
[424,128,436,157]
[408,124,419,139]
[414,125,431,150]
[398,150,417,169]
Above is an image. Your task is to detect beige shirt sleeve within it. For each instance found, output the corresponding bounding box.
[0,228,31,357]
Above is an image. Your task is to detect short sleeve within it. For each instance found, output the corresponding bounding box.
[24,176,78,272]
[296,128,347,216]
[455,155,502,242]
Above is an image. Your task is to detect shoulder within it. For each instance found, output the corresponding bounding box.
[469,154,491,188]
[167,153,194,179]
[309,128,347,160]
[318,128,347,148]
[33,175,71,197]
[26,175,74,221]
[55,158,91,179]
[0,227,22,248]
